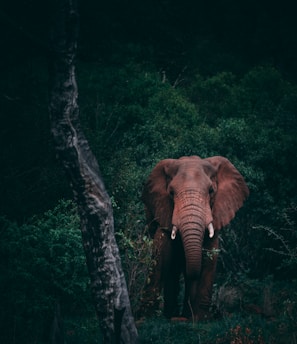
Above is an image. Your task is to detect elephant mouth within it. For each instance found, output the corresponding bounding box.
[171,223,214,240]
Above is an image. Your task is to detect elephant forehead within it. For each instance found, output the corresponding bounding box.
[179,159,216,178]
[176,162,208,178]
[172,172,211,192]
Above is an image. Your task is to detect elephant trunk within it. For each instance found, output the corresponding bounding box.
[173,192,208,280]
[180,224,205,279]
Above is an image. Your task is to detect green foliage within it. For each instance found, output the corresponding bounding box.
[0,200,93,343]
[78,62,164,162]
[116,223,153,314]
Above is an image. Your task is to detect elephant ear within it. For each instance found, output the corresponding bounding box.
[142,159,176,237]
[205,156,249,230]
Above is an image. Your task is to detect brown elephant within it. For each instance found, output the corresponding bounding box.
[142,155,249,321]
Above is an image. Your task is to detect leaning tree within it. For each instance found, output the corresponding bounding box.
[48,0,138,342]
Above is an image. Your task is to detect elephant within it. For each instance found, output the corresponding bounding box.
[141,155,249,321]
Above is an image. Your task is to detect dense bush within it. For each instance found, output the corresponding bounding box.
[0,200,97,343]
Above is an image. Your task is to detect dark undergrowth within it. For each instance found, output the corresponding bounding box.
[136,276,297,344]
[138,312,297,344]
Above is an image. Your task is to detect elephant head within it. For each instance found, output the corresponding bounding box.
[142,156,249,305]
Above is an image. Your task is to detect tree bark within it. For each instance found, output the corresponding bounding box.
[48,0,138,342]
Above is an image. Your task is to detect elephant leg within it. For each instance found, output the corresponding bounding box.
[163,235,183,318]
[181,245,200,319]
[140,228,171,316]
[195,231,219,320]
[163,265,180,318]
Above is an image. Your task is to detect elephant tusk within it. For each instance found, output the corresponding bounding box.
[208,223,214,238]
[171,226,178,240]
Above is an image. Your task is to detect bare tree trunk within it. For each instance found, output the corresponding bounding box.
[48,0,138,342]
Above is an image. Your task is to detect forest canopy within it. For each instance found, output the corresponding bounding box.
[0,0,297,343]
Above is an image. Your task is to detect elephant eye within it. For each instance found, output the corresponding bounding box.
[168,186,174,197]
[209,186,214,195]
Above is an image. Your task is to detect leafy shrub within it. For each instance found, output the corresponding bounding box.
[0,200,93,343]
[115,221,153,314]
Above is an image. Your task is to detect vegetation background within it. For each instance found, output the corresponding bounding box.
[0,0,296,343]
